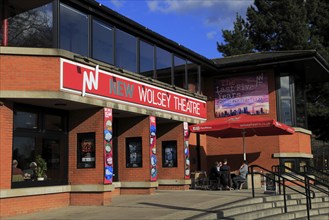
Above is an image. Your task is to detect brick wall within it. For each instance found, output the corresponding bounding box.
[69,108,105,184]
[0,55,60,91]
[157,122,185,180]
[0,102,13,189]
[0,193,70,218]
[116,116,150,181]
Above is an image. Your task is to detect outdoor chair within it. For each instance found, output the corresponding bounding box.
[238,173,248,190]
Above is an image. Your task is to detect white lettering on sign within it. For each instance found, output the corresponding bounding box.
[82,65,99,97]
[138,86,171,108]
[173,97,200,115]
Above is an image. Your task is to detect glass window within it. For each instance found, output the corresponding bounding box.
[60,3,88,56]
[116,29,137,73]
[156,47,172,85]
[44,114,63,131]
[77,133,96,168]
[162,141,177,167]
[278,75,294,126]
[13,136,36,179]
[187,61,199,93]
[92,19,114,64]
[174,56,186,89]
[6,1,54,47]
[140,40,154,78]
[284,161,294,172]
[14,110,38,130]
[281,99,292,125]
[280,76,291,97]
[12,104,68,188]
[126,137,142,168]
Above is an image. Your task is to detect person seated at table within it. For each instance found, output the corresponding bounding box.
[12,159,24,182]
[220,159,232,190]
[24,162,37,181]
[209,161,221,189]
[232,160,248,190]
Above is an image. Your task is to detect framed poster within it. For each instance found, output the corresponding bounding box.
[126,137,142,168]
[77,132,95,168]
[214,72,269,117]
[162,141,177,168]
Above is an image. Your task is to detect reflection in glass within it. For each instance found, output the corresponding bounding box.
[7,2,53,47]
[13,137,36,172]
[44,114,63,131]
[174,56,186,89]
[92,19,114,64]
[281,99,292,125]
[116,29,137,73]
[12,105,68,187]
[140,40,154,78]
[156,47,172,85]
[280,76,291,97]
[60,3,88,56]
[14,111,38,129]
[187,61,199,93]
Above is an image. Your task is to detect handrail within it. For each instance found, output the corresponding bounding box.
[303,165,329,186]
[273,165,329,196]
[249,164,315,220]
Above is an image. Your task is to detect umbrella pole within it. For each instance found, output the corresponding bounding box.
[242,130,246,161]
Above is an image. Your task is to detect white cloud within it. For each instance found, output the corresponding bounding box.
[146,0,252,14]
[206,31,217,40]
[110,0,124,8]
[146,0,253,31]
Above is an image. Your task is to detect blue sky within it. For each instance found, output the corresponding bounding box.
[97,0,253,59]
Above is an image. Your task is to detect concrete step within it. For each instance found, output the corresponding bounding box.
[216,192,329,220]
[217,202,274,217]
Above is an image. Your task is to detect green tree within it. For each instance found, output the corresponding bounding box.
[217,14,254,56]
[217,0,329,59]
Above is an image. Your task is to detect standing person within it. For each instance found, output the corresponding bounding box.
[209,161,220,189]
[233,160,248,190]
[220,159,232,190]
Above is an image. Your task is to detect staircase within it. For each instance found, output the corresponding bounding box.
[217,191,329,219]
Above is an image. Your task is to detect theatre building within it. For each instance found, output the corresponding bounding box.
[1,0,329,218]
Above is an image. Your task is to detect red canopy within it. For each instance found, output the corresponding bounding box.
[189,114,295,138]
[189,114,295,160]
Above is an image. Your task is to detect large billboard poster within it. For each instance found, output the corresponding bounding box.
[215,73,269,117]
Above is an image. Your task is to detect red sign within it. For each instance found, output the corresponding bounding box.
[60,59,206,119]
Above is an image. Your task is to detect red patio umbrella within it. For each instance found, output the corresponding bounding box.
[189,114,295,160]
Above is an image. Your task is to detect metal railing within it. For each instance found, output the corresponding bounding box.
[303,165,329,187]
[249,165,317,220]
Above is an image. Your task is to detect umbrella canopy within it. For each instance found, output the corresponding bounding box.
[189,114,295,160]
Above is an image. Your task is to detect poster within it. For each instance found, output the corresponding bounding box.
[126,137,142,168]
[104,108,113,184]
[162,141,177,167]
[149,116,157,181]
[183,122,190,179]
[214,72,269,117]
